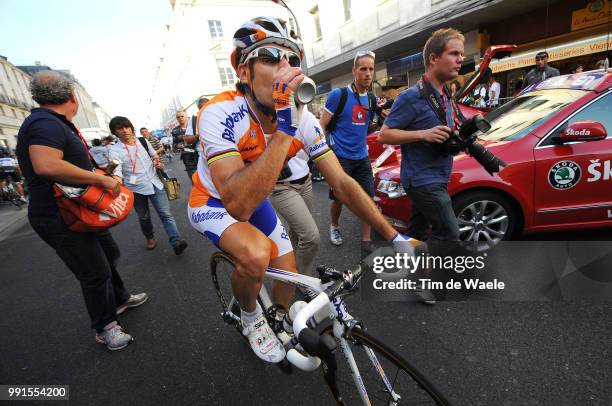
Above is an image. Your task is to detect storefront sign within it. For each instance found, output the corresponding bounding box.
[490,35,612,73]
[316,82,331,95]
[387,52,423,76]
[571,0,611,31]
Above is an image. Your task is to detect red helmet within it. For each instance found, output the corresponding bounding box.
[231,16,303,71]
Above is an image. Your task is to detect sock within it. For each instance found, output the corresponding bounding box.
[241,302,263,325]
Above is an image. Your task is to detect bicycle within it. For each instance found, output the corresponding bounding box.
[210,251,451,405]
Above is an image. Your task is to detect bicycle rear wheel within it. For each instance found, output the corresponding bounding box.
[210,252,245,339]
[322,325,450,406]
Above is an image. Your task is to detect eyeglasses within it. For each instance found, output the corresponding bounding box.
[243,46,301,67]
[354,50,375,64]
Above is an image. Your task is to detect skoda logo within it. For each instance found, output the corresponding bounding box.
[548,160,581,190]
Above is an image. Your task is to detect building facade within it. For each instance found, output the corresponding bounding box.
[19,65,102,131]
[291,0,608,110]
[0,56,36,151]
[146,0,297,129]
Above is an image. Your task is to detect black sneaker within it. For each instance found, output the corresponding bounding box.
[414,289,436,305]
[173,239,188,255]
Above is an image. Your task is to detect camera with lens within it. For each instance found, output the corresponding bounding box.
[436,114,506,175]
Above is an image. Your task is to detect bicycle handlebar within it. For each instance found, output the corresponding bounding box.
[286,264,363,370]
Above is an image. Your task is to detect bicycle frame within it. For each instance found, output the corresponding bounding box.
[256,266,401,406]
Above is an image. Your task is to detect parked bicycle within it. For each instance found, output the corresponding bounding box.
[210,251,450,405]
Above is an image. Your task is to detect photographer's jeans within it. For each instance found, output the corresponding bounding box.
[405,183,460,243]
[134,187,181,246]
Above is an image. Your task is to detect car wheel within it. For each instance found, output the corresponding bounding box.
[453,191,517,252]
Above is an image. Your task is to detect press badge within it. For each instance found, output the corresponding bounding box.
[129,175,137,184]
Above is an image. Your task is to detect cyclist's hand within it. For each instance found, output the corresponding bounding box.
[391,233,427,256]
[274,62,303,93]
[422,126,451,144]
[273,62,304,137]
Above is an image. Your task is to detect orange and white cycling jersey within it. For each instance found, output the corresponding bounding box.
[189,90,332,208]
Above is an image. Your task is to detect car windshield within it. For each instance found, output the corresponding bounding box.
[475,89,588,142]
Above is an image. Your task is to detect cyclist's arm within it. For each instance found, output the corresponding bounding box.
[210,131,293,221]
[316,154,397,240]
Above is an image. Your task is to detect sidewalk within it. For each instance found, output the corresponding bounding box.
[0,202,28,242]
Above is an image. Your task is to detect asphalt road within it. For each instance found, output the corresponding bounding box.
[1,156,611,405]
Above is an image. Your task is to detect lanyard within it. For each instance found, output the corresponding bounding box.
[123,142,139,174]
[350,83,365,107]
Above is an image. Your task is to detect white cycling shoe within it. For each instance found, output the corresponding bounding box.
[242,314,286,363]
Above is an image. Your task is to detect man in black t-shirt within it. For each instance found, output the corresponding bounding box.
[16,70,148,351]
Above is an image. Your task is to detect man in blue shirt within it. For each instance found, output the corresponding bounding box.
[379,28,464,245]
[320,50,377,246]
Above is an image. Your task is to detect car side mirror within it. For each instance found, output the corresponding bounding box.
[559,121,607,143]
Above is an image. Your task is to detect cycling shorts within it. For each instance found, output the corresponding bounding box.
[188,197,292,260]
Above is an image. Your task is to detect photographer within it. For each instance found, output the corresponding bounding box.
[379,28,463,245]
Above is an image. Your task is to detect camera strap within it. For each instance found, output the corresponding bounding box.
[417,76,464,130]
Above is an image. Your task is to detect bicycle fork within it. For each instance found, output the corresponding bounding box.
[333,320,401,406]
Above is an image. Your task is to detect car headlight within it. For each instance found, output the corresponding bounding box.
[377,180,406,199]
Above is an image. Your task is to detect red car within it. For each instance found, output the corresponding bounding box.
[374,70,612,250]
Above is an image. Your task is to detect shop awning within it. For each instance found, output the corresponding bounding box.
[489,34,612,73]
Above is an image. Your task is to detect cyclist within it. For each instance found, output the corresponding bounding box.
[188,17,414,364]
[0,149,27,202]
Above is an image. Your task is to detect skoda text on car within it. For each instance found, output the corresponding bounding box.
[374,70,612,250]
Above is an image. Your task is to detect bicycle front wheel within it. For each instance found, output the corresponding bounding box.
[323,325,450,406]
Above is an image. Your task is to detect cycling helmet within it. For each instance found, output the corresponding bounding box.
[231,16,304,71]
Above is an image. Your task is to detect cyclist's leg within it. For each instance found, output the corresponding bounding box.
[218,222,272,312]
[268,252,297,311]
[189,197,294,312]
[247,198,296,310]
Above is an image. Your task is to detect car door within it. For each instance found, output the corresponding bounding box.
[533,90,612,227]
